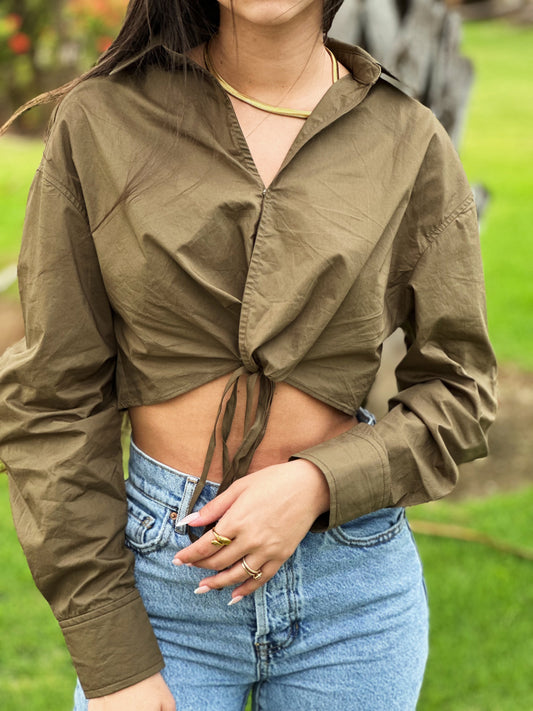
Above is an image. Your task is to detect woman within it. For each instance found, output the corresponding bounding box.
[0,1,497,709]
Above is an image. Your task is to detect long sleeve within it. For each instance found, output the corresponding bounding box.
[0,161,163,696]
[293,153,498,530]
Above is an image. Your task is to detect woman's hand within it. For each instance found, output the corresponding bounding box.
[87,673,175,711]
[173,459,330,603]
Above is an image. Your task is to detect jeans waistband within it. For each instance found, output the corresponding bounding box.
[128,440,221,507]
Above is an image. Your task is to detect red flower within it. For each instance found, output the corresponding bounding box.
[8,32,31,55]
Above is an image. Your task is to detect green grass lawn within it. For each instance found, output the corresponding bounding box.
[1,18,533,711]
[459,21,533,370]
[411,489,533,711]
[0,137,43,273]
[0,475,76,710]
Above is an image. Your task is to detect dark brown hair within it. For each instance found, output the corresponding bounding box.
[1,0,344,135]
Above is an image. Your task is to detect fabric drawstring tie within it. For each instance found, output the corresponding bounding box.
[185,366,276,537]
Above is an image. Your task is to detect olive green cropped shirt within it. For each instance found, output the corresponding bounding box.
[0,39,497,697]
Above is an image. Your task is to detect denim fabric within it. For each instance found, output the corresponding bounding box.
[356,405,377,426]
[73,441,428,710]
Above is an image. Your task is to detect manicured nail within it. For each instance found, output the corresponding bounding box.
[194,585,211,595]
[177,511,201,526]
[228,595,243,606]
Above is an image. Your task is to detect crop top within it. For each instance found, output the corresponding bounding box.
[0,38,497,697]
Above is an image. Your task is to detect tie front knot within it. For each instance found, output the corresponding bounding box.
[185,366,276,531]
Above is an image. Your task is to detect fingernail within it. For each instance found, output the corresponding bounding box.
[177,511,201,526]
[172,557,184,566]
[194,585,211,595]
[228,595,243,606]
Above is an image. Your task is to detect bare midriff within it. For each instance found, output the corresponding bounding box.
[129,375,357,483]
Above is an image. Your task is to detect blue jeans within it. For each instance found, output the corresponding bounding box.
[74,441,428,710]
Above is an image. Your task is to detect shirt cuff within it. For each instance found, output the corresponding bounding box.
[291,423,391,530]
[60,589,164,699]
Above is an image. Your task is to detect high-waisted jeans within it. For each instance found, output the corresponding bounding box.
[73,440,429,710]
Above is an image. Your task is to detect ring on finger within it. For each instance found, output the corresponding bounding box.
[211,529,233,547]
[241,557,263,581]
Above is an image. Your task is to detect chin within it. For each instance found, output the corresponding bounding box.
[218,0,322,28]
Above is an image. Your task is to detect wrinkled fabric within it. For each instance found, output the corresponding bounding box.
[0,38,497,698]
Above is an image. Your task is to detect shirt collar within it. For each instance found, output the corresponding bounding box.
[110,35,384,86]
[326,38,382,85]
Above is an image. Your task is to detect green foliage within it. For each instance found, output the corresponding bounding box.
[0,1,128,130]
[0,3,58,130]
[63,0,129,67]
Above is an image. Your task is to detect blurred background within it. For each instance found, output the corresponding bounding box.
[0,1,532,709]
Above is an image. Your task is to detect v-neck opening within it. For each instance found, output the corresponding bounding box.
[219,74,357,193]
[180,45,376,192]
[223,98,303,192]
[182,51,274,190]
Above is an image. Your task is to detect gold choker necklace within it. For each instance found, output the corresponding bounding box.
[203,42,340,120]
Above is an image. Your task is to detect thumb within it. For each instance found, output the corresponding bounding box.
[177,484,240,527]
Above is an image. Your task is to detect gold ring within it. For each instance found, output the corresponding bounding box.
[210,529,233,547]
[241,557,263,580]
